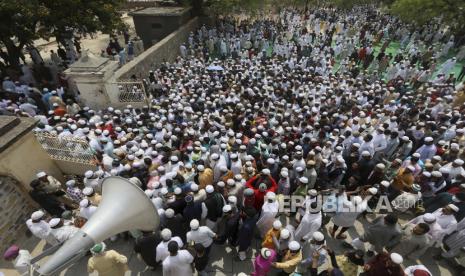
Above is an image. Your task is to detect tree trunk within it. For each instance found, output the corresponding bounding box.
[1,38,24,72]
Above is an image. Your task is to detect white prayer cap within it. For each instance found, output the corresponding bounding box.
[170,155,178,162]
[190,219,200,230]
[368,187,378,195]
[299,177,309,184]
[161,228,172,240]
[84,170,93,178]
[79,199,89,208]
[206,185,214,193]
[423,213,436,223]
[448,204,459,212]
[432,155,442,161]
[361,151,371,157]
[280,170,289,178]
[83,187,94,196]
[144,189,154,198]
[381,181,390,187]
[222,204,232,213]
[160,187,168,196]
[439,167,450,174]
[401,136,410,141]
[36,171,47,178]
[266,192,276,200]
[227,179,235,186]
[390,253,403,264]
[262,168,271,175]
[197,165,205,171]
[217,181,225,188]
[165,208,175,218]
[432,171,442,177]
[412,153,421,158]
[352,143,361,148]
[48,218,61,228]
[454,159,464,166]
[185,182,198,192]
[312,231,325,241]
[376,163,385,170]
[211,153,219,160]
[31,210,45,220]
[219,166,228,172]
[66,180,76,187]
[424,137,434,142]
[308,189,318,196]
[412,184,421,192]
[267,158,275,164]
[422,171,431,178]
[271,220,282,230]
[288,241,301,251]
[174,187,182,195]
[296,166,304,172]
[406,165,415,172]
[260,248,272,259]
[280,229,290,239]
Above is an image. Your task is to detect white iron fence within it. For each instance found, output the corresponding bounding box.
[116,80,148,103]
[35,132,95,165]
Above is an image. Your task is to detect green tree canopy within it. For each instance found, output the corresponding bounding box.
[0,0,125,74]
[389,0,465,34]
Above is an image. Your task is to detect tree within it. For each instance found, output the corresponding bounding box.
[389,0,465,34]
[0,0,125,75]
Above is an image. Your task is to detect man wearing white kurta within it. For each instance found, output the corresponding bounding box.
[294,203,322,242]
[186,219,216,254]
[256,192,280,237]
[162,241,194,276]
[26,211,58,245]
[156,229,184,262]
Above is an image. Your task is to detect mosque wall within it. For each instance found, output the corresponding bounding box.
[0,176,34,254]
[0,131,64,190]
[114,17,199,80]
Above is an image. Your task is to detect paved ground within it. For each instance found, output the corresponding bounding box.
[0,213,461,276]
[32,13,136,63]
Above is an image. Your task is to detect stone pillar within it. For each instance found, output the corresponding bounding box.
[65,50,120,110]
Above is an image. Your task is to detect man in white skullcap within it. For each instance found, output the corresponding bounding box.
[298,231,327,273]
[49,218,79,243]
[156,228,184,262]
[408,212,447,246]
[272,240,302,274]
[415,137,437,161]
[82,187,102,206]
[443,159,465,181]
[26,210,58,245]
[186,219,216,255]
[294,201,322,243]
[256,192,279,237]
[79,199,97,220]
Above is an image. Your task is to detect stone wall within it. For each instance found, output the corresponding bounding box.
[114,17,199,80]
[0,176,34,253]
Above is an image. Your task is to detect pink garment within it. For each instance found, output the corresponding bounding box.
[251,249,277,276]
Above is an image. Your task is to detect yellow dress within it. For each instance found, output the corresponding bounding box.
[87,250,128,276]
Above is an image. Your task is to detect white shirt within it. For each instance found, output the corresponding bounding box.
[156,237,184,262]
[162,250,194,276]
[186,226,216,248]
[13,250,32,276]
[50,225,79,243]
[26,219,50,239]
[79,205,98,220]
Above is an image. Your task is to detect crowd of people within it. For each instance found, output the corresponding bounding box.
[3,5,465,276]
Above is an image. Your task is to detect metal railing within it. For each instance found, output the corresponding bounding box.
[35,132,95,165]
[116,80,148,103]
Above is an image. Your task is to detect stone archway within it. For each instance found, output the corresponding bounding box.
[0,175,34,253]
